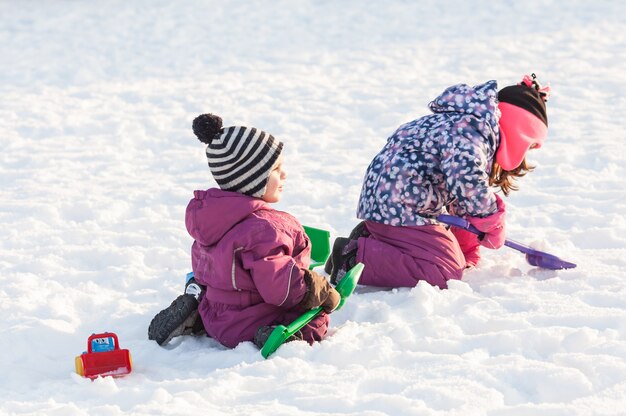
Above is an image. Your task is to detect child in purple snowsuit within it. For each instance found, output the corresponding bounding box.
[149,114,340,349]
[327,75,550,289]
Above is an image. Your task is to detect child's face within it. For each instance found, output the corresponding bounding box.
[261,155,286,203]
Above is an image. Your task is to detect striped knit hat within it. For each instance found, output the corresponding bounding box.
[192,113,283,198]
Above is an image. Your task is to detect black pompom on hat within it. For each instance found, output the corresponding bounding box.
[192,114,223,144]
[192,113,283,198]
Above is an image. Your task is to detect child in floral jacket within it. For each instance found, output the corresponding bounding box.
[328,75,550,289]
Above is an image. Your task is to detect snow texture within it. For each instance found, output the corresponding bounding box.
[1,1,625,415]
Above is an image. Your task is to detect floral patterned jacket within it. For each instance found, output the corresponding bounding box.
[357,80,501,226]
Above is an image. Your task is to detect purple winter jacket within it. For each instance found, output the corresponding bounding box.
[185,188,329,348]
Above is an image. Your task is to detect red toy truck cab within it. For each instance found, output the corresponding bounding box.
[75,332,132,379]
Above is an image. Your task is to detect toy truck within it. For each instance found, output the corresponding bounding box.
[75,332,132,379]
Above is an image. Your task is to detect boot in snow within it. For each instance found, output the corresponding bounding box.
[148,277,206,346]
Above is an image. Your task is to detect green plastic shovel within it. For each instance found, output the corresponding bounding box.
[303,225,331,270]
[261,262,364,358]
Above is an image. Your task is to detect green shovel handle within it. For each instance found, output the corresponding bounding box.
[261,263,364,358]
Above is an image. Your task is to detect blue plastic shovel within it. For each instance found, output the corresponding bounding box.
[437,214,576,270]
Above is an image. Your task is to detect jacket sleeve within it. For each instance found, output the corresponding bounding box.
[441,121,498,217]
[239,226,308,309]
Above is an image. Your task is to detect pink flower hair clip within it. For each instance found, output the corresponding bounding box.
[520,73,551,102]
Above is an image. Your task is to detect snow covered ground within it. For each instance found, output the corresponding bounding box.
[1,1,626,415]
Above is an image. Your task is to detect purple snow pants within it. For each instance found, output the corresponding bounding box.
[356,221,466,289]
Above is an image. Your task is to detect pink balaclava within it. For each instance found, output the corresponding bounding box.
[496,74,551,171]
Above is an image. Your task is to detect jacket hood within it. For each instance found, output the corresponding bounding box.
[428,80,500,134]
[185,188,270,246]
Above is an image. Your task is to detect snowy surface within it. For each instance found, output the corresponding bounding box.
[1,1,626,415]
